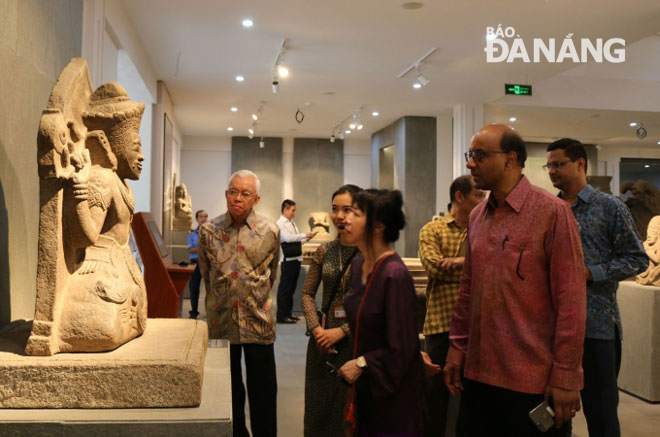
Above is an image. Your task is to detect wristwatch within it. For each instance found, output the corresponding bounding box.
[356,356,367,369]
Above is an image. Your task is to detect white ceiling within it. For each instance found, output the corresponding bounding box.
[120,0,660,142]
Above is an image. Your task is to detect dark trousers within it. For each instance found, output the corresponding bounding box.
[276,259,301,321]
[463,378,570,437]
[580,334,622,437]
[424,332,468,437]
[230,343,278,437]
[188,261,201,317]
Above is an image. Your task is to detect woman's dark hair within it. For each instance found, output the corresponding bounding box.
[353,189,406,248]
[332,184,362,201]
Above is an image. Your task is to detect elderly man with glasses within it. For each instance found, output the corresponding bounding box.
[445,124,587,436]
[546,139,647,437]
[198,169,280,437]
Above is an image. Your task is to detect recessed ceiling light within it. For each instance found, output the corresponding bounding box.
[509,117,517,122]
[345,130,351,134]
[227,127,233,131]
[413,82,422,89]
[241,19,253,28]
[372,111,379,117]
[231,107,238,112]
[235,75,245,82]
[645,164,650,168]
[629,122,638,127]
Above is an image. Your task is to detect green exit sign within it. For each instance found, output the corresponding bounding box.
[505,84,532,96]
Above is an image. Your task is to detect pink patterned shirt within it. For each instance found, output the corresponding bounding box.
[447,176,587,394]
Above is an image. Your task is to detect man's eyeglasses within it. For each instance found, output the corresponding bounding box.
[464,149,508,163]
[542,160,572,171]
[227,188,255,198]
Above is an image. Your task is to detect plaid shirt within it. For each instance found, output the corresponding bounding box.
[419,214,467,335]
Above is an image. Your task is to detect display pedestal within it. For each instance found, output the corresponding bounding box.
[618,280,660,402]
[0,336,231,436]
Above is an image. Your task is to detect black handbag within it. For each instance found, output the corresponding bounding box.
[281,241,302,258]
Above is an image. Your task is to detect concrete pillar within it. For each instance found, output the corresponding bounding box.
[452,104,484,179]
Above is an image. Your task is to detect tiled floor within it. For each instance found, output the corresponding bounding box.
[183,293,660,436]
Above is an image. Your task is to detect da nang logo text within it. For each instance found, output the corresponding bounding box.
[485,25,625,63]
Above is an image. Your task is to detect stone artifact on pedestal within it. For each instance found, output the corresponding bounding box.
[587,175,613,194]
[621,180,660,240]
[26,58,147,356]
[308,211,333,242]
[173,183,193,231]
[637,216,660,286]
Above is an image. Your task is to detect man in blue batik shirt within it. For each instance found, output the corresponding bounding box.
[187,209,208,319]
[546,139,648,437]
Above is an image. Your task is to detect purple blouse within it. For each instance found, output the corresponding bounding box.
[344,253,425,435]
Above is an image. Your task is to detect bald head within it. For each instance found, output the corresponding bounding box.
[471,124,526,168]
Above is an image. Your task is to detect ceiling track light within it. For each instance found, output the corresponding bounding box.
[398,48,436,88]
[259,137,265,148]
[272,38,289,93]
[330,106,365,140]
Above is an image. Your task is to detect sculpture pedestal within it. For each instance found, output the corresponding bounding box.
[0,318,207,408]
[0,339,231,436]
[618,281,660,402]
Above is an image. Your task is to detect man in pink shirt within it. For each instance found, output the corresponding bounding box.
[444,124,586,436]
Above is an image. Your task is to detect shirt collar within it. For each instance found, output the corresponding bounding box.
[487,175,529,213]
[223,209,257,230]
[557,184,593,204]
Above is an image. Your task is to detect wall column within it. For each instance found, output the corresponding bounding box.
[452,103,484,179]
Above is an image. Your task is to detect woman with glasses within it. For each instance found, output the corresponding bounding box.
[301,184,361,437]
[338,189,424,436]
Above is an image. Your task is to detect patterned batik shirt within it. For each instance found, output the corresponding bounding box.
[419,215,467,336]
[198,209,280,345]
[561,184,648,340]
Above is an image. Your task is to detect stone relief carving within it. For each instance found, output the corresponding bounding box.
[26,58,147,356]
[172,183,193,230]
[308,211,333,242]
[637,216,660,287]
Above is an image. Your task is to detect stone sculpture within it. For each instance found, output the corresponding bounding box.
[637,216,660,286]
[172,183,193,230]
[25,58,147,356]
[308,211,333,242]
[621,180,660,240]
[587,175,613,194]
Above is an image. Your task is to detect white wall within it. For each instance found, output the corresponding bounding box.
[344,138,371,189]
[436,111,453,214]
[181,136,233,219]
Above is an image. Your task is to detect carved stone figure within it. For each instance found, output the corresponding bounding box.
[637,216,660,286]
[172,183,193,230]
[25,58,147,356]
[308,211,333,242]
[621,180,660,240]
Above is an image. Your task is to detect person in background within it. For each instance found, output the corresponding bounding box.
[276,199,316,323]
[198,170,280,437]
[444,124,586,436]
[418,175,485,436]
[301,184,361,437]
[187,209,208,319]
[339,189,425,436]
[546,138,648,437]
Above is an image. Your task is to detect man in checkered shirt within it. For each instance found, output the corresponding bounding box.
[418,175,486,437]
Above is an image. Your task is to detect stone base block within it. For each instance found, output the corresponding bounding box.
[0,318,208,408]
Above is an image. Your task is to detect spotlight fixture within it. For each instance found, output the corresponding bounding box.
[330,106,365,141]
[252,114,258,121]
[629,122,638,127]
[398,48,436,88]
[235,75,245,82]
[241,18,253,28]
[357,124,363,130]
[271,38,289,93]
[416,73,430,86]
[227,127,233,131]
[330,134,336,143]
[248,128,254,135]
[259,138,265,148]
[645,164,650,168]
[509,117,517,122]
[345,129,351,134]
[349,123,356,130]
[339,133,345,140]
[636,123,647,139]
[372,111,379,117]
[231,107,238,112]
